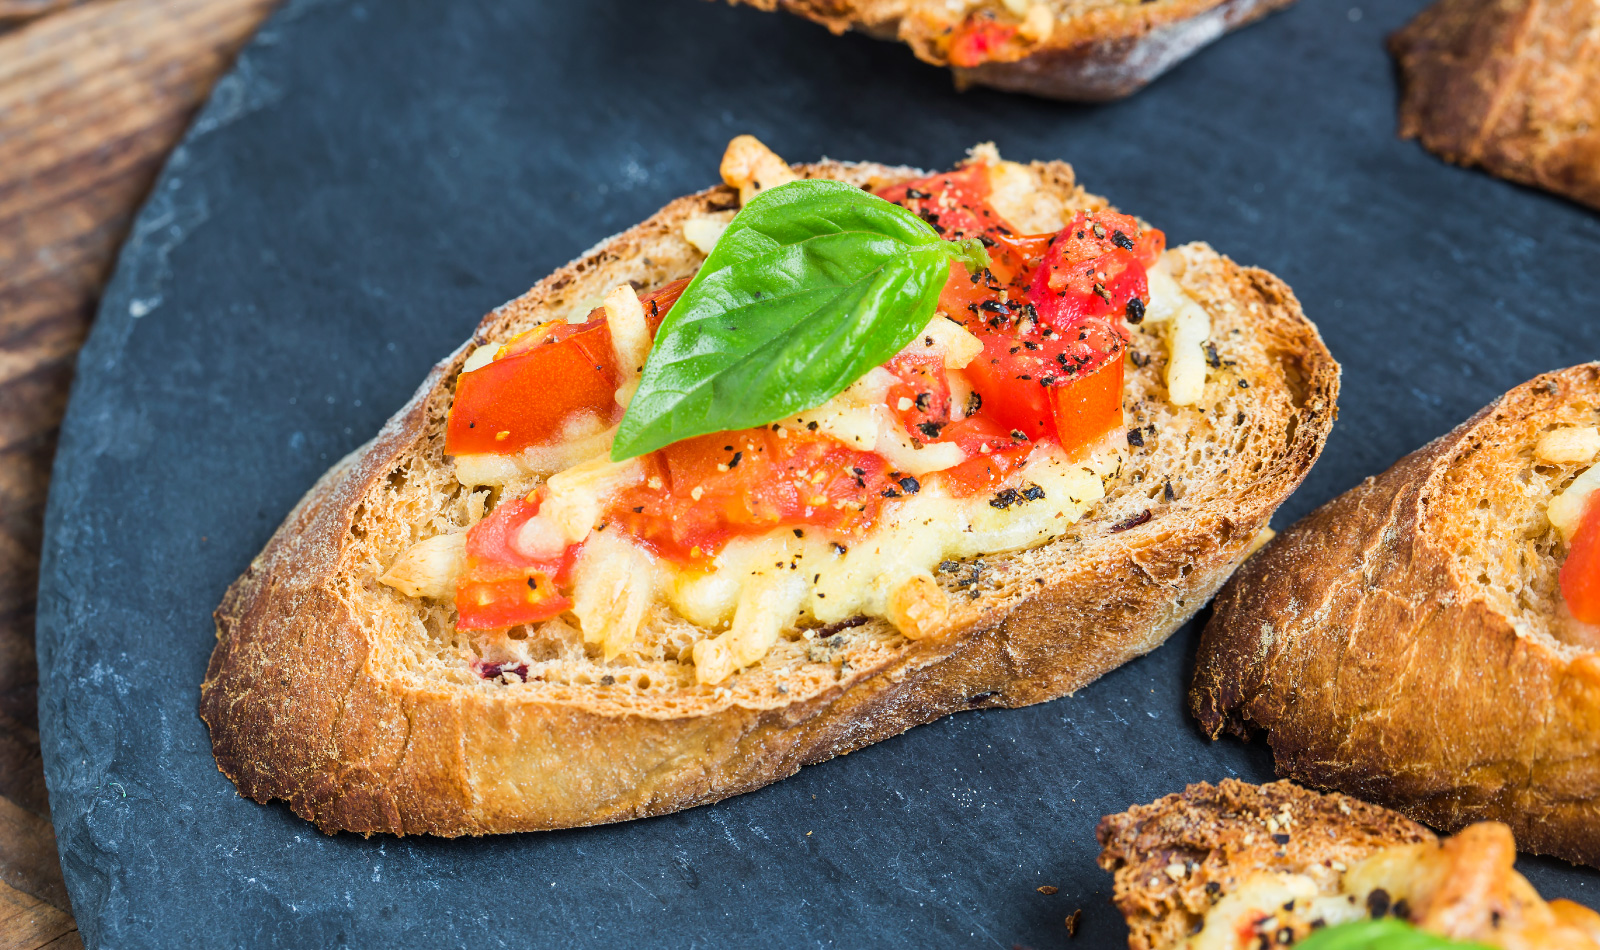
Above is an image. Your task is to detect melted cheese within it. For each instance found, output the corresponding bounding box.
[1144,255,1210,407]
[1549,462,1600,541]
[667,439,1119,683]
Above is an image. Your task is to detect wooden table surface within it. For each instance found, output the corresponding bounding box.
[0,0,277,945]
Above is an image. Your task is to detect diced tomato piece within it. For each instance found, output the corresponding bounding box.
[445,279,691,458]
[933,415,1032,496]
[963,320,1122,440]
[947,13,1017,68]
[875,164,997,240]
[446,321,620,456]
[1050,345,1124,459]
[609,429,896,561]
[456,496,578,631]
[1561,493,1600,625]
[885,351,952,438]
[1026,211,1162,333]
[965,332,1056,442]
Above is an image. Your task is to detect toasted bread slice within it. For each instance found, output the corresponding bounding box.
[1192,366,1600,869]
[199,145,1338,836]
[1390,0,1600,211]
[1098,780,1600,950]
[723,0,1295,101]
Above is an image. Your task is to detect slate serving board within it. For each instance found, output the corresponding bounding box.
[35,0,1600,946]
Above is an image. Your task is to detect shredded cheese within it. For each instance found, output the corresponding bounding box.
[682,213,731,255]
[720,135,798,206]
[603,284,650,409]
[1144,255,1211,407]
[1536,426,1600,465]
[1549,463,1600,541]
[379,532,466,601]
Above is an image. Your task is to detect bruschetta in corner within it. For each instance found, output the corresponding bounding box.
[200,136,1337,835]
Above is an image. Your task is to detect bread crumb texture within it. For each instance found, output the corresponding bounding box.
[201,154,1337,835]
[1193,364,1600,869]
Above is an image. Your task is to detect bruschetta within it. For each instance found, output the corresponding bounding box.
[200,136,1338,835]
[1193,366,1600,869]
[1099,779,1600,950]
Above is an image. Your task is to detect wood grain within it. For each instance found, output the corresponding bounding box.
[0,0,277,944]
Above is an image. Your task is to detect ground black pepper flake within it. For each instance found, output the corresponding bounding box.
[728,450,742,468]
[990,488,1021,510]
[898,476,921,494]
[1130,350,1151,368]
[1164,480,1176,502]
[1111,229,1135,251]
[938,560,960,573]
[881,487,901,498]
[967,391,983,415]
[1011,429,1029,441]
[806,421,818,431]
[1367,889,1391,919]
[1127,428,1145,447]
[1271,833,1290,845]
[1022,484,1046,501]
[832,542,848,555]
[1204,342,1221,368]
[917,421,944,439]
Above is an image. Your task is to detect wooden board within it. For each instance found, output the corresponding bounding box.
[0,0,276,945]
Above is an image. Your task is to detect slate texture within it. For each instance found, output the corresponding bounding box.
[35,0,1600,947]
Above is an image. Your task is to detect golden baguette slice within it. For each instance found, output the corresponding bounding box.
[1097,779,1600,950]
[199,144,1337,836]
[1390,0,1600,211]
[723,0,1294,101]
[1192,365,1600,869]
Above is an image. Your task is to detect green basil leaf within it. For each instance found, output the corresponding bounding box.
[1295,919,1495,950]
[610,178,988,461]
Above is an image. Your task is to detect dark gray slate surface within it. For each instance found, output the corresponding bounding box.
[35,0,1600,946]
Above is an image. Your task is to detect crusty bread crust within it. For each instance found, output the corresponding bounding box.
[726,0,1294,101]
[1390,0,1600,210]
[1191,365,1600,869]
[200,157,1339,836]
[1097,779,1435,950]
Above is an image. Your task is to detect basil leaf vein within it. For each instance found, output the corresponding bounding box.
[611,178,987,461]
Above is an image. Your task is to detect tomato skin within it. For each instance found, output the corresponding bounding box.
[947,14,1017,67]
[1561,493,1600,625]
[456,496,577,631]
[933,415,1032,495]
[1026,211,1161,333]
[609,429,897,561]
[1050,345,1124,459]
[445,279,691,458]
[885,351,952,437]
[445,322,620,457]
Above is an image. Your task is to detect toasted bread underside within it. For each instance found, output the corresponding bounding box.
[201,155,1338,836]
[1390,0,1600,210]
[725,0,1295,101]
[1097,779,1435,950]
[1191,365,1600,869]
